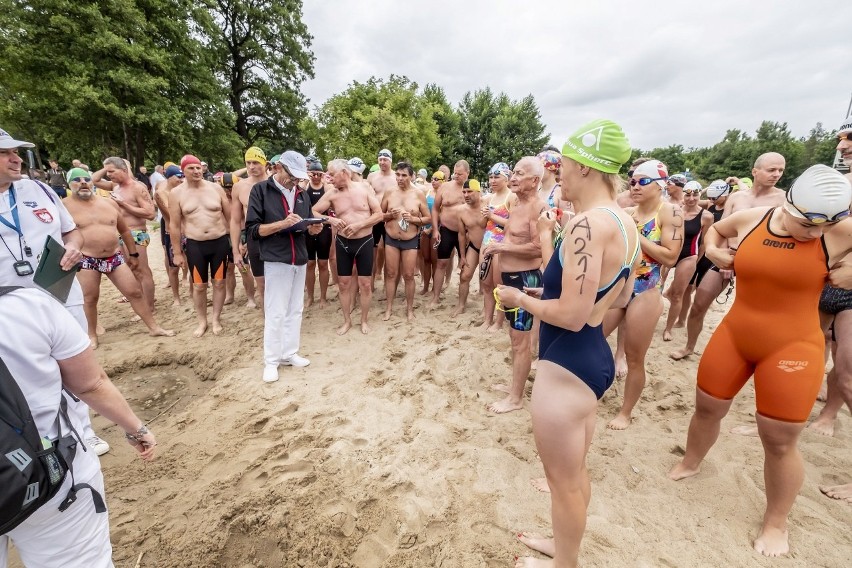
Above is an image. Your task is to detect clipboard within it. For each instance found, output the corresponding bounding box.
[32,235,80,303]
[290,217,327,232]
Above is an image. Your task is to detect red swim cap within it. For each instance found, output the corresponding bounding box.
[180,154,202,170]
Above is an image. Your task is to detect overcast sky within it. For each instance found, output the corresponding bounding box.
[301,0,851,152]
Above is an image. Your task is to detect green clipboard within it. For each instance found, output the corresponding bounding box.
[32,235,80,303]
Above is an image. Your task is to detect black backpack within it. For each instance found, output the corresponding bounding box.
[0,286,105,535]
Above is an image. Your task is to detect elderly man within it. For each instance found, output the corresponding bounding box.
[63,168,174,348]
[381,161,431,321]
[169,154,231,337]
[246,151,320,382]
[486,157,547,414]
[313,159,384,335]
[91,157,158,313]
[0,128,111,456]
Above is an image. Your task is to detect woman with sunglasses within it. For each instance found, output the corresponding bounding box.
[496,119,637,567]
[604,159,683,430]
[662,181,713,341]
[670,164,852,557]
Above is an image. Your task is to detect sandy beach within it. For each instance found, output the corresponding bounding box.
[9,228,851,567]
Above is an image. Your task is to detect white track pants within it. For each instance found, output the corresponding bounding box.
[263,262,306,365]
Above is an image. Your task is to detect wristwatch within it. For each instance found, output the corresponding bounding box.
[128,252,140,257]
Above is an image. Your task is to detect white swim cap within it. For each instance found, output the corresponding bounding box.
[784,164,852,222]
[839,117,852,136]
[632,159,668,189]
[705,180,730,199]
[684,181,702,192]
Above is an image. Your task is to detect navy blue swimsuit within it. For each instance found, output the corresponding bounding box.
[538,208,639,399]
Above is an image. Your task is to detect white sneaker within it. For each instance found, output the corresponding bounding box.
[86,436,110,456]
[262,364,280,383]
[282,354,310,367]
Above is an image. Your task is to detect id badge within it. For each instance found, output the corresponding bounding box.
[13,260,34,276]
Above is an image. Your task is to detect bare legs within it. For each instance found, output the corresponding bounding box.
[305,259,329,308]
[452,246,479,318]
[670,270,727,360]
[810,311,852,436]
[663,257,697,341]
[384,246,418,321]
[429,258,450,307]
[487,328,531,414]
[337,274,373,334]
[191,279,225,337]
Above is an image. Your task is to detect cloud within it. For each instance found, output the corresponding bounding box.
[302,0,852,152]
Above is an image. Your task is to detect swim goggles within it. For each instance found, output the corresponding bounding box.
[683,189,701,196]
[629,177,665,187]
[493,288,518,314]
[69,176,92,183]
[786,191,851,224]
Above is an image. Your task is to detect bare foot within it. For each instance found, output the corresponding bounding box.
[668,461,701,480]
[819,483,852,503]
[529,477,550,493]
[669,347,693,361]
[514,557,552,567]
[96,324,105,336]
[337,321,352,335]
[673,320,685,328]
[361,322,370,335]
[117,296,129,303]
[246,298,257,309]
[486,397,523,414]
[451,305,464,318]
[319,299,328,309]
[305,298,314,308]
[89,335,99,350]
[149,327,175,337]
[730,424,759,437]
[426,299,438,311]
[491,383,510,393]
[662,330,673,341]
[419,287,430,296]
[753,525,789,557]
[193,323,208,338]
[607,414,631,430]
[224,295,234,306]
[807,416,836,437]
[130,314,142,323]
[406,309,415,322]
[817,380,828,402]
[171,299,182,307]
[382,310,392,321]
[488,322,503,332]
[615,354,628,378]
[517,532,554,557]
[211,321,223,335]
[478,320,491,331]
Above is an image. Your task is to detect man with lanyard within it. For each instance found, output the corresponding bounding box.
[0,127,111,456]
[245,151,320,382]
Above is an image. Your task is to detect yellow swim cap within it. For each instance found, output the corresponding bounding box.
[245,146,267,166]
[164,161,176,169]
[464,179,481,192]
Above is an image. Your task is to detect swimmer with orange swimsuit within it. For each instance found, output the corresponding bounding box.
[669,164,852,558]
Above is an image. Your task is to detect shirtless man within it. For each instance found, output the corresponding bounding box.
[367,149,397,290]
[230,147,268,308]
[93,157,157,312]
[454,179,486,318]
[170,154,231,337]
[152,165,185,305]
[486,157,546,414]
[313,159,383,334]
[670,152,786,360]
[381,161,430,321]
[429,160,469,308]
[63,169,174,348]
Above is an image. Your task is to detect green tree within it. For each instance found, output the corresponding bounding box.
[200,0,315,150]
[801,122,839,169]
[310,76,440,167]
[421,83,461,171]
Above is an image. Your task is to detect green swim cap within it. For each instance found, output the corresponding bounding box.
[561,119,631,174]
[270,154,281,164]
[66,167,91,182]
[369,163,379,173]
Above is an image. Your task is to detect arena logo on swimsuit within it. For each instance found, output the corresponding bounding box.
[762,238,795,250]
[777,360,808,372]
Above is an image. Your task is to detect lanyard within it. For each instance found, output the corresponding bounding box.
[0,185,22,236]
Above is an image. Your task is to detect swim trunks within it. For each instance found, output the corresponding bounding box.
[819,284,852,315]
[80,251,125,274]
[246,231,263,277]
[160,223,177,268]
[184,234,230,284]
[384,233,420,251]
[539,208,639,398]
[697,209,828,422]
[437,225,460,260]
[306,225,333,260]
[336,234,374,276]
[372,222,385,247]
[467,242,480,254]
[131,229,150,247]
[501,269,542,331]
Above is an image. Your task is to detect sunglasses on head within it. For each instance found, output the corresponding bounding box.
[629,177,665,187]
[70,176,91,183]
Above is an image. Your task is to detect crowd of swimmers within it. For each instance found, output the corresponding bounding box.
[9,115,852,567]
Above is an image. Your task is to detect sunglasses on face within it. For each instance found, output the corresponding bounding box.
[629,177,665,187]
[70,177,91,183]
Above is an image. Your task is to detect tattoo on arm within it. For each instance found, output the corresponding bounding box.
[671,207,683,242]
[571,216,593,294]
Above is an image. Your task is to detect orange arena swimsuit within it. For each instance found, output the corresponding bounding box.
[697,209,828,422]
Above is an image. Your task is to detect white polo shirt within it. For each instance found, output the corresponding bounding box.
[0,179,83,307]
